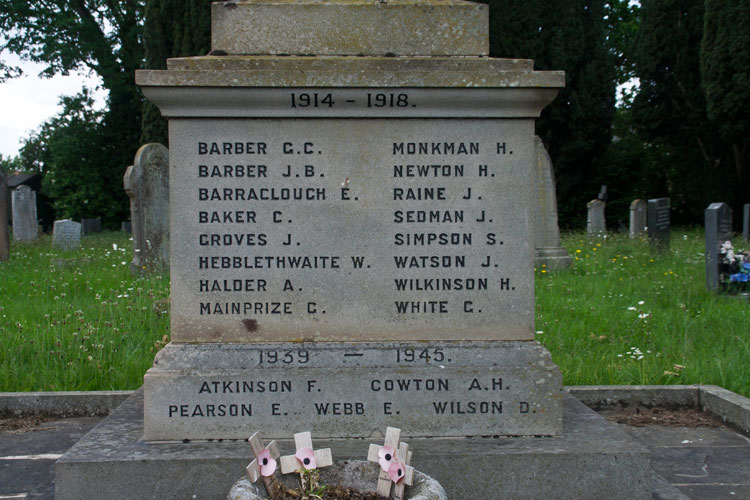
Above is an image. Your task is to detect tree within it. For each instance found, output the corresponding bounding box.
[701,0,750,216]
[633,0,735,224]
[19,90,127,225]
[1,0,144,226]
[140,0,212,144]
[482,0,616,227]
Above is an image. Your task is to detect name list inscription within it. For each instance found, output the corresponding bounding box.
[170,116,533,341]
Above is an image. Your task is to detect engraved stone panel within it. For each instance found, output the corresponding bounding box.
[144,342,562,440]
[11,185,37,242]
[170,115,534,343]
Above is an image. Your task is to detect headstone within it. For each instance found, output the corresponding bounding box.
[11,185,37,241]
[81,217,102,235]
[587,199,606,234]
[53,220,82,250]
[121,221,132,233]
[705,202,733,292]
[0,169,8,260]
[123,144,170,273]
[629,199,647,238]
[743,204,749,242]
[647,198,670,251]
[533,136,571,271]
[597,185,608,202]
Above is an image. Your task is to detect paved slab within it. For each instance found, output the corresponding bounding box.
[0,416,101,500]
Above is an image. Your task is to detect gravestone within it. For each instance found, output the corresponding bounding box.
[586,199,606,234]
[647,198,670,251]
[56,2,653,500]
[122,221,132,233]
[705,202,733,292]
[81,218,102,235]
[743,204,749,242]
[11,185,38,241]
[0,168,8,260]
[123,144,170,273]
[629,199,647,238]
[533,136,571,271]
[53,219,82,250]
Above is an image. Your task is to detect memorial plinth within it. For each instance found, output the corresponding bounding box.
[136,0,565,441]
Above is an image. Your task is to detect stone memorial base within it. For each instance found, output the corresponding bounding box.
[143,341,562,440]
[55,389,652,500]
[534,247,572,272]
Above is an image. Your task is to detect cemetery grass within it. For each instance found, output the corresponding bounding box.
[1,230,748,398]
[536,229,750,398]
[0,232,170,391]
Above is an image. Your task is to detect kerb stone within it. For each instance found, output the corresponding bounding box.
[144,341,562,440]
[211,0,488,57]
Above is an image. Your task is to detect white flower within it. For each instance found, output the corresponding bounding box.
[638,300,645,305]
[628,306,637,311]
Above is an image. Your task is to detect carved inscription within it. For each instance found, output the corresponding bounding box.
[170,114,533,342]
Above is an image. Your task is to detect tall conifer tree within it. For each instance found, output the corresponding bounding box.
[140,0,212,144]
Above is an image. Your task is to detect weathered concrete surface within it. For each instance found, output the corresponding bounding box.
[699,385,750,435]
[211,0,488,57]
[568,385,701,411]
[144,342,562,440]
[56,389,651,500]
[0,391,133,417]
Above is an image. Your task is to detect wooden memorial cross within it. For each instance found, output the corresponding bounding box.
[279,431,333,473]
[367,427,414,498]
[246,432,281,499]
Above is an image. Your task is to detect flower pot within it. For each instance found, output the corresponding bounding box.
[228,460,447,500]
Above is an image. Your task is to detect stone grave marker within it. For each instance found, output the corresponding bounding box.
[705,202,733,292]
[81,217,102,235]
[533,136,571,271]
[647,198,670,251]
[629,199,647,238]
[138,0,565,442]
[53,219,82,250]
[587,199,606,234]
[123,144,169,273]
[11,185,38,241]
[0,168,8,260]
[743,204,749,242]
[121,221,132,233]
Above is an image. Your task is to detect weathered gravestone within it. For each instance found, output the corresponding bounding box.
[533,136,571,271]
[122,221,132,233]
[743,204,749,242]
[647,198,670,251]
[53,219,82,250]
[705,202,733,292]
[629,199,647,238]
[0,169,8,261]
[123,144,170,273]
[55,3,653,499]
[81,218,102,235]
[586,199,606,234]
[11,185,37,241]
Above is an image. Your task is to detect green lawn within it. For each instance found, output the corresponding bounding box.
[1,229,748,397]
[537,229,750,397]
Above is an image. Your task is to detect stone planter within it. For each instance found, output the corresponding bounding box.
[228,460,447,500]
